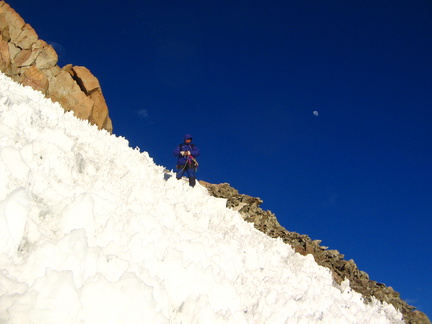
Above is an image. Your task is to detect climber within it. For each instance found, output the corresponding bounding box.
[173,134,200,187]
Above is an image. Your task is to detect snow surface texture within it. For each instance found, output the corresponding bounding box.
[0,72,403,323]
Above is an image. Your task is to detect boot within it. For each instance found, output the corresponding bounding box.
[189,177,196,187]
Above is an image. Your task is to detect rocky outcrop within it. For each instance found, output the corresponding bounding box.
[0,1,112,132]
[200,181,431,324]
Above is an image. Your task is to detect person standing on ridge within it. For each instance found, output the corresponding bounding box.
[173,134,200,187]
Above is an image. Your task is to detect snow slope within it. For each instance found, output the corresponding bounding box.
[0,72,403,323]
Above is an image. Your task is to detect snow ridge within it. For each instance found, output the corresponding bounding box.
[0,72,403,323]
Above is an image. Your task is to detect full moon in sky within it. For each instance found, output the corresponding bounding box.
[313,110,319,116]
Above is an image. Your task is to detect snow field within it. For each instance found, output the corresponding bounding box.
[0,72,403,323]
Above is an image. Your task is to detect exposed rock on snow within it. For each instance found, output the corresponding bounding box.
[200,181,431,324]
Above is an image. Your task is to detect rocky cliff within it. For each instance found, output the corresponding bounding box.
[0,1,112,132]
[199,181,431,324]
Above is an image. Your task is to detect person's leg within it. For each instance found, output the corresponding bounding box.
[176,165,186,180]
[187,167,196,187]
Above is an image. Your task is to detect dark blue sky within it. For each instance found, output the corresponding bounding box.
[8,0,432,317]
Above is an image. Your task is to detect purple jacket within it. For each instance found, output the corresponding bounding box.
[173,134,200,166]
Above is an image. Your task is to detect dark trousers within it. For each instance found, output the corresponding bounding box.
[176,165,196,187]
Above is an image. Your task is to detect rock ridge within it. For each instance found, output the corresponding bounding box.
[199,181,431,324]
[0,1,112,132]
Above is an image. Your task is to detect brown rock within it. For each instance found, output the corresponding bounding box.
[88,90,110,130]
[293,244,307,256]
[409,311,431,324]
[71,65,100,94]
[0,2,25,36]
[0,1,112,133]
[46,69,93,120]
[0,38,10,71]
[12,47,31,66]
[21,65,48,93]
[14,23,38,49]
[305,241,316,254]
[7,40,19,59]
[34,39,58,69]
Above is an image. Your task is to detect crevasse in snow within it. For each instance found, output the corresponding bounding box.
[0,72,403,323]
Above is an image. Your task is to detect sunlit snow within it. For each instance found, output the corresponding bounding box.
[0,72,403,323]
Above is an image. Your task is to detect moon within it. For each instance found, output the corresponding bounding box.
[313,110,319,116]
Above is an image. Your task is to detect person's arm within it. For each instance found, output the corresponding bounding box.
[173,145,181,156]
[190,145,200,157]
